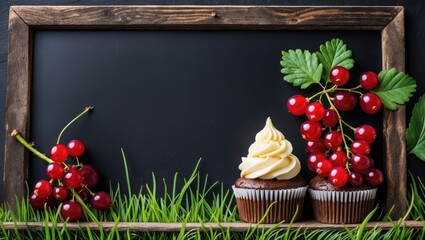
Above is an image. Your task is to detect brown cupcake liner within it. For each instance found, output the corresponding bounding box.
[308,188,377,224]
[232,186,307,223]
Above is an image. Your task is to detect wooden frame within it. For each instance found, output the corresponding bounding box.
[4,5,409,229]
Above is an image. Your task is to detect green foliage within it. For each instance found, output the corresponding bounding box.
[280,49,323,89]
[373,68,417,110]
[406,94,425,161]
[316,38,355,82]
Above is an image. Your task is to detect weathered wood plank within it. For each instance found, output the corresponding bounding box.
[12,6,402,29]
[1,221,423,232]
[3,8,32,211]
[381,9,406,219]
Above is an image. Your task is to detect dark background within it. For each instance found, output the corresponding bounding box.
[1,1,424,204]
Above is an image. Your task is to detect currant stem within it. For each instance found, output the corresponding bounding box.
[57,106,94,144]
[11,130,53,164]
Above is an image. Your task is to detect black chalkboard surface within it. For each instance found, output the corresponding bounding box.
[29,30,382,194]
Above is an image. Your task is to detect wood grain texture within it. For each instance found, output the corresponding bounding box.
[1,220,424,231]
[4,5,408,220]
[11,6,402,29]
[382,9,406,219]
[3,8,32,210]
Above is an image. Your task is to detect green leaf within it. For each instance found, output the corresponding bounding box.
[280,49,323,89]
[316,38,355,82]
[406,94,425,161]
[372,68,417,110]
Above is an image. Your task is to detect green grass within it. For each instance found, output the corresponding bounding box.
[1,152,425,239]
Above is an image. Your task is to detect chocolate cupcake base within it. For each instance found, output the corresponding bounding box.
[233,186,307,223]
[309,188,377,224]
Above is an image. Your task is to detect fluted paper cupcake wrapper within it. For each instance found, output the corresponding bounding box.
[232,186,307,223]
[309,188,377,224]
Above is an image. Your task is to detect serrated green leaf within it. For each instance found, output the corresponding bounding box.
[406,94,425,161]
[316,38,355,82]
[372,68,417,110]
[280,49,323,89]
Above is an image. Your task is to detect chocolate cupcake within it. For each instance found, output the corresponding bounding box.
[308,176,377,224]
[233,117,307,223]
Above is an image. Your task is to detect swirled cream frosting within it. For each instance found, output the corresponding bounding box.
[239,117,301,180]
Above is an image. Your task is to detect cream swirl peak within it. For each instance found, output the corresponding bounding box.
[239,117,301,180]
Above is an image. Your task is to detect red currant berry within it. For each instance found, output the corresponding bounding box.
[61,201,83,222]
[322,109,339,127]
[50,144,69,163]
[360,92,382,114]
[300,120,323,141]
[330,66,350,86]
[365,168,384,187]
[329,167,349,187]
[29,192,48,209]
[91,191,112,210]
[348,171,364,187]
[79,164,100,189]
[53,186,69,201]
[307,153,327,172]
[63,168,83,189]
[359,71,379,90]
[306,139,326,154]
[329,151,348,167]
[351,154,371,173]
[354,125,377,144]
[350,140,371,155]
[287,95,309,116]
[305,102,325,121]
[316,160,333,177]
[33,180,52,198]
[324,131,343,151]
[67,140,85,157]
[46,163,65,180]
[333,91,357,111]
[76,186,90,202]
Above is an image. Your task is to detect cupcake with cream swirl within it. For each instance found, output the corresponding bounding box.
[233,117,307,223]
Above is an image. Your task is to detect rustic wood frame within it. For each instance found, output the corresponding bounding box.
[4,5,411,229]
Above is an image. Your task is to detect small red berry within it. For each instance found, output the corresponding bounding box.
[53,186,69,201]
[360,92,382,114]
[63,168,83,189]
[329,151,348,167]
[350,140,371,155]
[307,153,327,172]
[322,109,339,127]
[351,154,371,173]
[354,125,377,143]
[79,164,99,189]
[316,160,333,177]
[300,120,323,141]
[33,180,52,198]
[324,131,343,151]
[306,139,326,154]
[348,171,364,187]
[305,102,325,121]
[29,192,48,209]
[46,163,65,180]
[67,140,85,157]
[287,95,309,116]
[91,191,112,210]
[359,71,379,90]
[50,144,68,163]
[61,201,83,222]
[329,167,349,187]
[365,168,384,187]
[333,91,357,111]
[330,66,350,86]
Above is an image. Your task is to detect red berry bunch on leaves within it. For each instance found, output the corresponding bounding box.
[282,39,415,188]
[286,66,384,188]
[12,107,112,222]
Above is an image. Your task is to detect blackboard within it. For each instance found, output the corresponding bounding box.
[4,6,406,221]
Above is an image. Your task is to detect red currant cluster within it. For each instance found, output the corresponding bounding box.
[287,67,384,188]
[16,107,112,222]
